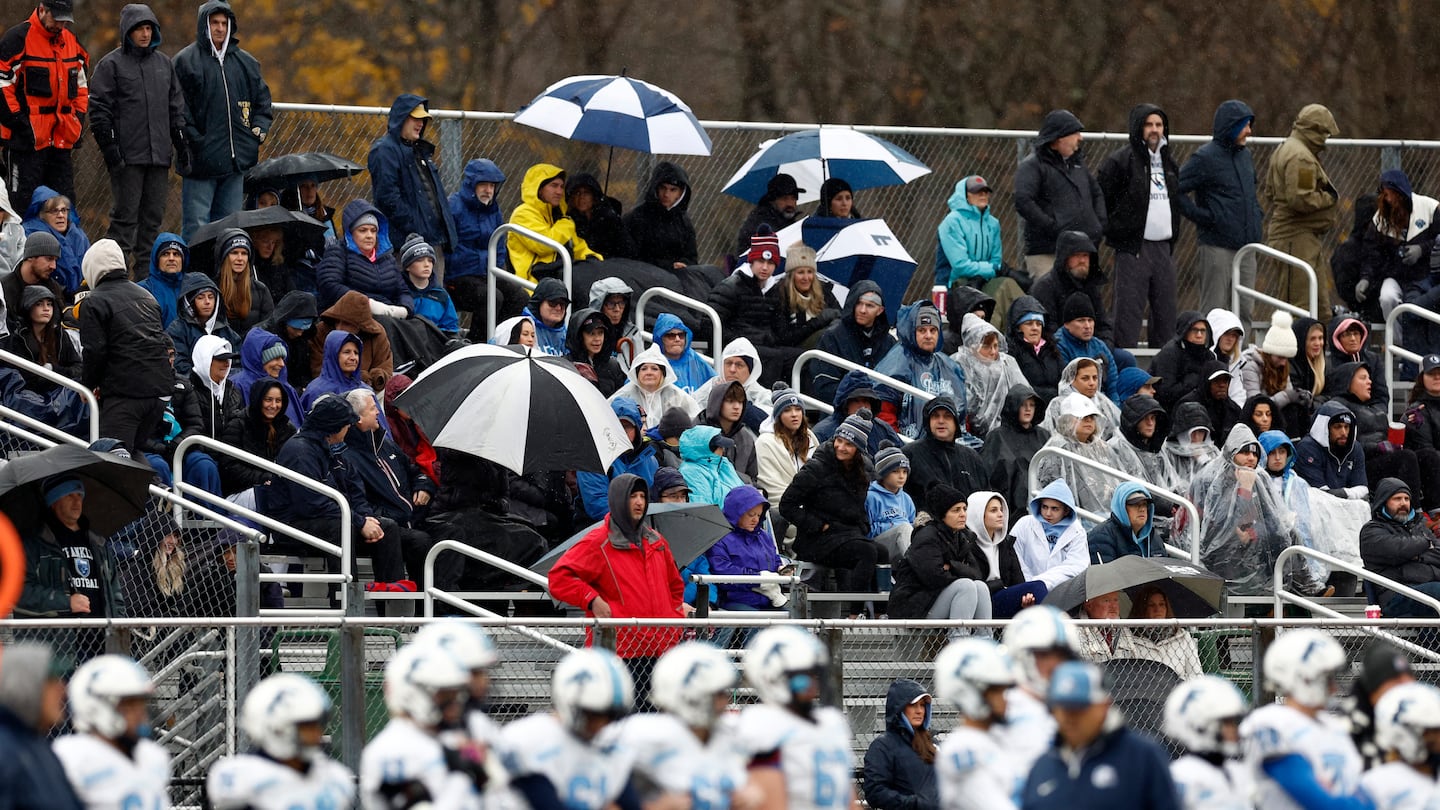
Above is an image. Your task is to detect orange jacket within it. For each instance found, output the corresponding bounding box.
[0,10,89,151]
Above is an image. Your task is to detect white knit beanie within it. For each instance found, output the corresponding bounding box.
[1260,311,1298,358]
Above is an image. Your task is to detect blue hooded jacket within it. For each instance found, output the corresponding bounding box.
[137,232,188,328]
[862,679,939,810]
[705,484,780,609]
[447,158,508,279]
[22,186,89,295]
[1178,100,1264,249]
[231,327,304,428]
[366,93,459,252]
[934,175,1003,287]
[299,330,364,415]
[679,425,744,507]
[1086,480,1159,563]
[577,396,658,520]
[875,301,968,440]
[316,199,412,313]
[651,312,716,394]
[866,480,916,538]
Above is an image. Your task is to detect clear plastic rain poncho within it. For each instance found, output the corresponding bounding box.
[1032,392,1125,522]
[1184,424,1300,595]
[953,313,1029,439]
[1160,401,1221,493]
[1039,357,1122,442]
[1257,429,1366,583]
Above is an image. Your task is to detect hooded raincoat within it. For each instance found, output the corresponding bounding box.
[1258,429,1330,583]
[1109,394,1170,487]
[861,680,940,810]
[981,384,1050,522]
[310,290,394,391]
[588,276,640,354]
[876,302,970,440]
[1264,104,1340,243]
[1039,357,1122,441]
[507,163,601,282]
[21,186,89,295]
[1178,100,1263,249]
[165,271,239,375]
[609,345,701,430]
[623,161,698,269]
[692,337,773,412]
[366,94,457,253]
[576,396,659,521]
[707,484,784,610]
[953,313,1027,438]
[935,175,1003,288]
[1034,393,1125,519]
[1160,401,1220,492]
[136,232,188,327]
[547,474,685,658]
[1188,424,1296,595]
[651,312,715,393]
[446,158,507,279]
[678,425,745,507]
[1010,478,1089,589]
[230,327,302,427]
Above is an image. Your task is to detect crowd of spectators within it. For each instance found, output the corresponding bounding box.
[7,1,1440,669]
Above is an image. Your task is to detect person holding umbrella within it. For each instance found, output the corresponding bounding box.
[547,473,687,706]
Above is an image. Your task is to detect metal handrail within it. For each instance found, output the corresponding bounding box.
[633,287,723,372]
[1028,445,1201,564]
[0,347,99,442]
[1231,243,1317,323]
[173,435,352,607]
[1385,302,1440,418]
[485,223,573,342]
[420,540,574,653]
[1273,545,1440,663]
[791,349,936,407]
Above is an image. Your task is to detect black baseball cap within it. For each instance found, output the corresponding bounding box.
[42,0,74,23]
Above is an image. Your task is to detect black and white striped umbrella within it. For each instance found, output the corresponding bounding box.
[393,344,630,475]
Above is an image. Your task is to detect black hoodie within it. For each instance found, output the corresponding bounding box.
[1150,310,1216,412]
[811,279,896,403]
[902,396,988,503]
[1014,110,1107,256]
[567,173,632,261]
[1028,231,1111,343]
[623,162,699,269]
[981,383,1050,523]
[256,290,319,391]
[942,285,996,354]
[1006,294,1063,409]
[565,307,626,397]
[89,3,187,168]
[1177,359,1243,440]
[1096,103,1195,254]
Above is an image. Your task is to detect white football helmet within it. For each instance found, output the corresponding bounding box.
[933,638,1016,722]
[242,673,332,761]
[68,655,154,739]
[1001,605,1078,693]
[1264,628,1347,708]
[551,648,635,738]
[412,621,499,671]
[744,625,828,709]
[384,642,470,728]
[651,641,737,730]
[1163,676,1248,757]
[1374,682,1440,764]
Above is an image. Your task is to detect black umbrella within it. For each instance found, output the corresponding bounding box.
[244,151,365,194]
[1043,556,1224,618]
[393,344,629,476]
[0,445,157,536]
[187,207,329,275]
[531,501,732,577]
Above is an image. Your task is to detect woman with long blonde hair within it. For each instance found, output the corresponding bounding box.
[213,228,275,337]
[772,241,840,349]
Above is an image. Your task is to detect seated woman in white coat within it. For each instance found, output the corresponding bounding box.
[1008,477,1089,591]
[609,344,701,430]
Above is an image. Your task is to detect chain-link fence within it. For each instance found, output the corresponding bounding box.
[63,102,1440,322]
[4,614,1439,807]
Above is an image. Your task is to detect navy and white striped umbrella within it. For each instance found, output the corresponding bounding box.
[513,74,712,156]
[722,127,931,204]
[393,344,630,475]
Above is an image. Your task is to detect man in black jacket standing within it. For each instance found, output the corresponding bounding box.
[173,0,271,241]
[88,4,187,277]
[1014,110,1106,280]
[1097,104,1195,349]
[78,239,172,455]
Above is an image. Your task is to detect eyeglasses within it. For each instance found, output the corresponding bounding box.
[662,332,686,340]
[44,206,70,215]
[602,299,626,310]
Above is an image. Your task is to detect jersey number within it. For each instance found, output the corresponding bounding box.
[813,750,849,809]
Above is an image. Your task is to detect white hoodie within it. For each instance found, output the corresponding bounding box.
[608,345,700,429]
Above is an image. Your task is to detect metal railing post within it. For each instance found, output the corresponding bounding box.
[1231,243,1317,323]
[233,538,261,741]
[1027,446,1202,563]
[1384,302,1440,418]
[632,287,725,370]
[485,223,573,341]
[0,347,100,443]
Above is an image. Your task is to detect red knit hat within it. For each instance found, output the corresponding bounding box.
[748,225,781,264]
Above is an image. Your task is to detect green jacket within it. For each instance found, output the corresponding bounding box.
[16,521,126,619]
[1264,104,1340,239]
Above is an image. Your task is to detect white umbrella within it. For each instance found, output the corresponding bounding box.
[513,74,712,156]
[721,127,931,204]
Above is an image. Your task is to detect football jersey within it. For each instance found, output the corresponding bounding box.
[52,734,171,810]
[601,712,749,810]
[734,704,854,810]
[993,687,1056,775]
[1170,754,1253,810]
[499,712,633,810]
[1242,704,1365,810]
[1362,762,1435,810]
[207,753,355,810]
[936,724,1022,810]
[361,717,481,810]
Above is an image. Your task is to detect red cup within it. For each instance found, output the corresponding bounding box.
[1389,421,1407,448]
[931,285,947,314]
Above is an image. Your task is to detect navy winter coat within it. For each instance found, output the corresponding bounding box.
[1021,723,1180,810]
[172,0,271,178]
[0,705,84,810]
[1293,400,1368,492]
[446,158,506,279]
[344,424,434,525]
[317,199,412,312]
[367,93,459,252]
[270,426,375,534]
[1178,100,1263,249]
[862,679,940,810]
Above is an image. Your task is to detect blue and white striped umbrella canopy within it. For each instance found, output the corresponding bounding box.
[722,127,932,204]
[513,75,712,156]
